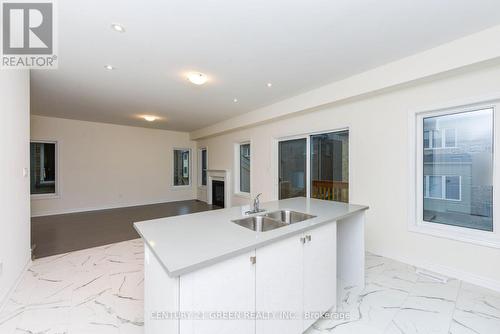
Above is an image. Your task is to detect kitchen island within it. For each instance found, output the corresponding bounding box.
[134,197,368,334]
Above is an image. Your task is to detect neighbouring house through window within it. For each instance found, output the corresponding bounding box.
[173,149,190,186]
[422,108,493,232]
[30,142,57,195]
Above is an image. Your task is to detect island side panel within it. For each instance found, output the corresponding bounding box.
[337,212,366,288]
[144,245,180,334]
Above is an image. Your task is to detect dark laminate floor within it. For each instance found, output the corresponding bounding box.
[31,200,220,259]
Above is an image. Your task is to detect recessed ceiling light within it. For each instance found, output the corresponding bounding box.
[111,23,125,33]
[267,82,272,87]
[104,65,114,70]
[187,72,208,85]
[143,115,157,122]
[233,98,238,103]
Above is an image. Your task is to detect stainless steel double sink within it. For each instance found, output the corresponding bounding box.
[232,210,317,232]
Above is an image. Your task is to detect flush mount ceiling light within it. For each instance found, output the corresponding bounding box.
[111,23,125,33]
[104,65,114,70]
[233,98,238,103]
[143,115,157,122]
[267,82,273,87]
[187,72,208,85]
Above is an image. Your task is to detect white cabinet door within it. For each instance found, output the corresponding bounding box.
[180,251,256,334]
[256,235,304,334]
[302,222,337,330]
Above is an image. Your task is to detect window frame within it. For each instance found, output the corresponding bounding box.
[234,141,251,198]
[30,140,60,200]
[198,147,208,188]
[408,98,500,248]
[172,148,192,188]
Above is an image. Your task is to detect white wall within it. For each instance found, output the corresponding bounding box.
[31,116,197,216]
[196,62,500,288]
[0,71,31,305]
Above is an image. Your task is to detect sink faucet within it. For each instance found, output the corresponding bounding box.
[253,193,262,212]
[246,193,264,215]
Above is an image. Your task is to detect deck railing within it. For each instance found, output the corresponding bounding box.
[311,180,349,203]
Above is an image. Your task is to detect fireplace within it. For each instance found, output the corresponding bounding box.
[212,180,225,208]
[207,169,230,208]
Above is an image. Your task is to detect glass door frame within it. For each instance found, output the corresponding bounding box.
[277,135,311,199]
[272,127,351,201]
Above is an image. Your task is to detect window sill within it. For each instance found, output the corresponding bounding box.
[171,185,192,191]
[409,221,500,249]
[31,193,60,200]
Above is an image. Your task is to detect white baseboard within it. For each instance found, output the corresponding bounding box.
[0,256,32,313]
[31,197,198,217]
[369,250,500,293]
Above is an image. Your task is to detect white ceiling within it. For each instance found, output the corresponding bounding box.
[31,0,500,132]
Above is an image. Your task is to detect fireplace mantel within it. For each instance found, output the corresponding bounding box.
[206,169,228,174]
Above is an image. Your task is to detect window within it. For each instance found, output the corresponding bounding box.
[199,148,207,186]
[235,142,251,194]
[424,175,461,201]
[423,128,457,149]
[173,149,190,186]
[30,142,57,196]
[427,175,443,199]
[277,130,349,202]
[416,107,494,235]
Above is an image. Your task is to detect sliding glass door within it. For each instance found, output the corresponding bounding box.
[310,131,349,202]
[279,138,307,199]
[278,130,349,202]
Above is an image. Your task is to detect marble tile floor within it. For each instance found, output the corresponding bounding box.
[1,240,499,334]
[306,253,500,334]
[0,239,145,334]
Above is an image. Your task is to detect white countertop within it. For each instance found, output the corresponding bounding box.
[134,197,368,277]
